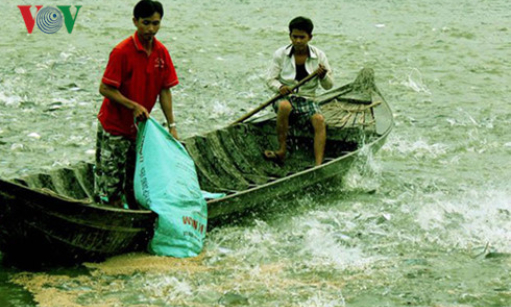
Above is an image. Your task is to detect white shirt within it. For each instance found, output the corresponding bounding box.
[266,44,334,97]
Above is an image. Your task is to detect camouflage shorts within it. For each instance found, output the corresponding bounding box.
[94,124,136,204]
[273,95,321,126]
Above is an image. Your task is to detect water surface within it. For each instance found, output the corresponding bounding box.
[0,0,510,306]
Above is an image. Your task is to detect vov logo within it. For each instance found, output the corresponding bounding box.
[18,5,82,34]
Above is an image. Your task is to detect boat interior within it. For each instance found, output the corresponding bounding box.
[11,115,378,202]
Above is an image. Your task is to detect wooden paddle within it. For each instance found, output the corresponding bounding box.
[230,70,319,125]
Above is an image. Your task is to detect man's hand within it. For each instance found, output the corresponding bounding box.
[133,104,150,121]
[279,85,292,96]
[169,126,178,139]
[316,64,328,79]
[99,82,150,121]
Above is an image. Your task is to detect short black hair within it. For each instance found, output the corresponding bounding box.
[133,0,164,19]
[289,16,314,36]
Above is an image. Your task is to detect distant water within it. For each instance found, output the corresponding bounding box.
[1,0,510,306]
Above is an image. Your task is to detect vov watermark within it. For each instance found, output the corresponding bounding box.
[18,5,82,34]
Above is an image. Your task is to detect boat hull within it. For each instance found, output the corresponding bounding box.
[0,179,155,265]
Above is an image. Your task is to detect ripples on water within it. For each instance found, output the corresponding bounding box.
[1,0,510,306]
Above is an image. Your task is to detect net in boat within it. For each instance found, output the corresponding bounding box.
[315,68,385,129]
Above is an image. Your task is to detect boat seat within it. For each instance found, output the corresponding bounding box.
[322,99,381,129]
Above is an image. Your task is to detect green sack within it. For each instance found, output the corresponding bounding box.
[134,118,208,258]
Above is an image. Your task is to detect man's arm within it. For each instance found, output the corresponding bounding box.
[318,52,334,90]
[99,82,149,121]
[159,87,178,139]
[266,50,285,93]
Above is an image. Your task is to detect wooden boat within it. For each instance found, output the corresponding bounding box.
[0,68,393,266]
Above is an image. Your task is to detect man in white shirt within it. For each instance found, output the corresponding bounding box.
[265,16,333,166]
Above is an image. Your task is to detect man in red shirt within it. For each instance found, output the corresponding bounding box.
[95,0,179,208]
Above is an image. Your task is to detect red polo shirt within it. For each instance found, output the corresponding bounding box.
[98,32,179,139]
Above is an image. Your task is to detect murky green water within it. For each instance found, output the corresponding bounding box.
[1,0,510,306]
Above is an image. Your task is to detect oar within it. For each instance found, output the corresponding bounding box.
[230,70,319,125]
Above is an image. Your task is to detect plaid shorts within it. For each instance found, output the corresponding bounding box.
[94,123,136,204]
[273,95,321,126]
